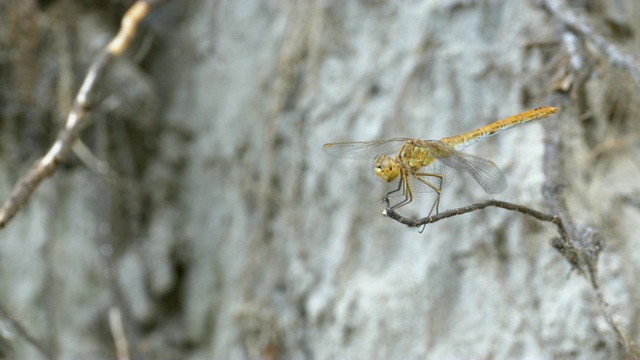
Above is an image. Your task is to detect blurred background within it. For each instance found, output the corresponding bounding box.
[1,0,639,358]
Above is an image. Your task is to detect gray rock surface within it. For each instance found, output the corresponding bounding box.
[0,0,638,358]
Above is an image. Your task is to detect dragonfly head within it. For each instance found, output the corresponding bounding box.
[373,155,400,183]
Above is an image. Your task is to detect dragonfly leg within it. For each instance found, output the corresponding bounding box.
[382,173,406,202]
[386,175,413,210]
[414,172,445,217]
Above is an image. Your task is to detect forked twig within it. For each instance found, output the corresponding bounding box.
[536,2,640,354]
[0,0,162,229]
[542,109,637,355]
[385,194,635,356]
[384,108,636,355]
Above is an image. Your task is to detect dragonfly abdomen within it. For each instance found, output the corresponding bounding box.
[441,106,559,151]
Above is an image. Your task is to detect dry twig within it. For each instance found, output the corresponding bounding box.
[542,103,637,356]
[383,199,568,241]
[0,302,49,358]
[540,0,640,85]
[109,307,130,360]
[385,99,638,356]
[0,0,161,229]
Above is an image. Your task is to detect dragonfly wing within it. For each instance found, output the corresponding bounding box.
[409,160,454,193]
[439,151,507,194]
[323,138,410,159]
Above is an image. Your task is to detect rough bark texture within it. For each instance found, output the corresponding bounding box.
[1,0,639,359]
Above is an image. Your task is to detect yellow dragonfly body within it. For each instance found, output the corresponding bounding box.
[323,106,559,215]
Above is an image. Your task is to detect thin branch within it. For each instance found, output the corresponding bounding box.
[590,271,632,354]
[541,102,637,355]
[540,0,640,85]
[385,99,636,355]
[383,198,568,242]
[109,307,130,360]
[383,198,561,226]
[0,302,50,358]
[0,0,162,229]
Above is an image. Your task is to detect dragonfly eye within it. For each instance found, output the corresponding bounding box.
[373,155,399,183]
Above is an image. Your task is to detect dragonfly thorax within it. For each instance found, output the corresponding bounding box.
[399,141,436,170]
[373,155,400,183]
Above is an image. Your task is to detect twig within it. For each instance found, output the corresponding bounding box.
[540,0,640,85]
[0,0,161,229]
[386,100,636,354]
[109,307,130,360]
[540,111,586,273]
[590,273,632,354]
[542,104,637,355]
[383,199,568,242]
[0,302,50,358]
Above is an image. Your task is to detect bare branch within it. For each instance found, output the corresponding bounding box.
[109,307,130,360]
[383,199,568,243]
[0,302,50,358]
[383,198,558,225]
[540,0,640,85]
[542,104,637,355]
[384,100,637,355]
[0,0,162,229]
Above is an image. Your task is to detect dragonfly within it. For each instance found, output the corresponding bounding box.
[323,106,559,216]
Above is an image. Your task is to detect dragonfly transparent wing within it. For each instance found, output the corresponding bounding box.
[323,138,411,159]
[436,145,507,194]
[406,159,454,193]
